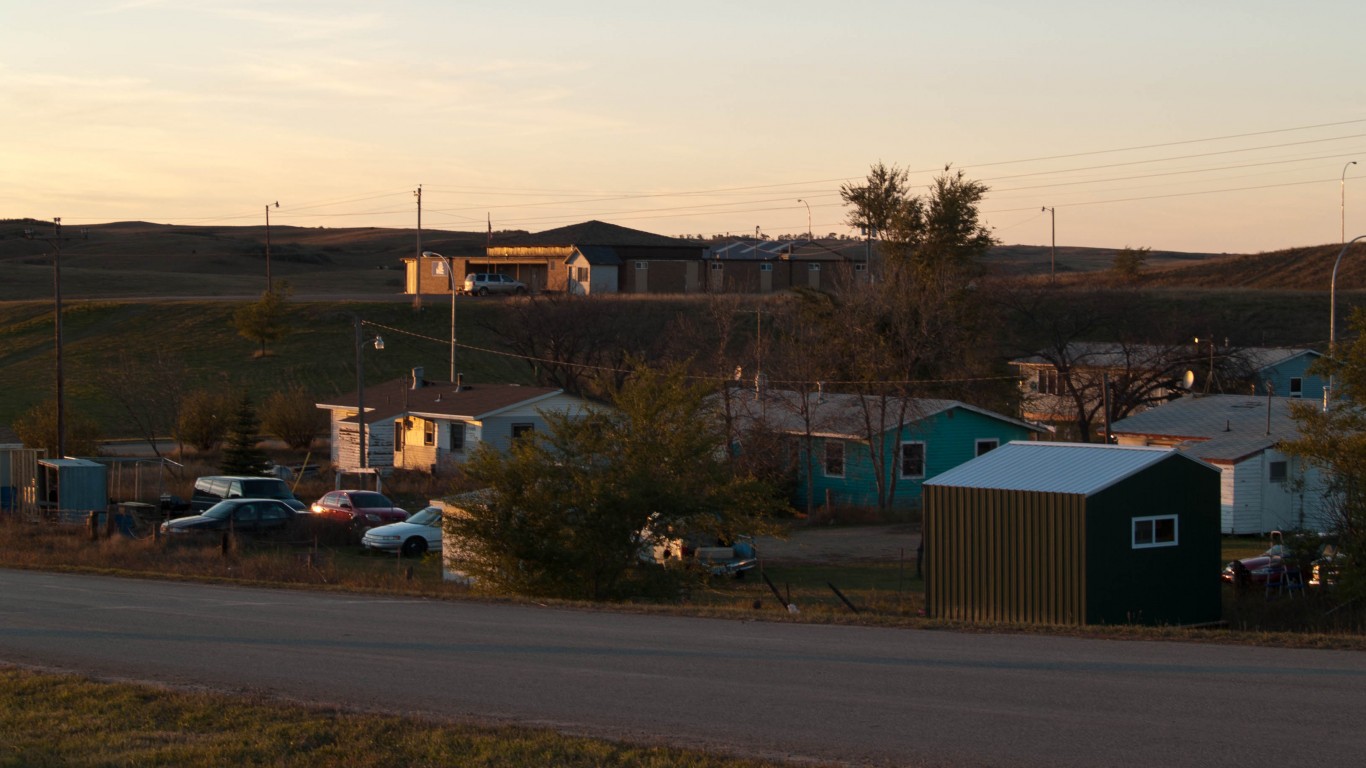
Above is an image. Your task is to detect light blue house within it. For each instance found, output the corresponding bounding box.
[1244,348,1323,401]
[727,390,1044,513]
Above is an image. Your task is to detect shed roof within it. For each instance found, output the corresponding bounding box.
[925,441,1209,496]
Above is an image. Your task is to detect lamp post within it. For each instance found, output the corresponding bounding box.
[352,315,384,470]
[265,201,278,293]
[1327,233,1366,406]
[796,199,812,240]
[423,250,457,383]
[1343,161,1357,245]
[1041,206,1056,280]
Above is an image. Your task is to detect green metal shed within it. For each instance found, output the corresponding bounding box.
[923,442,1221,626]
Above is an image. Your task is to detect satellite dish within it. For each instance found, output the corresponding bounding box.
[1182,370,1196,390]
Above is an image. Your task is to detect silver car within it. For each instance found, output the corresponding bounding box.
[361,506,443,557]
[463,272,527,296]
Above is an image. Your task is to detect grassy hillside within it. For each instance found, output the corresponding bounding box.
[0,299,535,436]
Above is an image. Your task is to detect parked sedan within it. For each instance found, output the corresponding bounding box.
[361,506,443,557]
[160,498,300,537]
[310,490,409,534]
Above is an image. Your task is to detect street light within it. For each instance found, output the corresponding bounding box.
[352,315,384,470]
[1327,233,1366,406]
[265,201,278,293]
[1343,161,1357,245]
[423,250,457,383]
[1041,207,1056,280]
[796,199,812,240]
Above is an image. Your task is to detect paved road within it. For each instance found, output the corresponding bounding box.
[3,570,1364,767]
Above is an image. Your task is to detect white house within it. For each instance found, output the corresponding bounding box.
[316,369,593,474]
[1110,394,1329,534]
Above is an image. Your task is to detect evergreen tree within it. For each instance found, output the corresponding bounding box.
[219,394,272,476]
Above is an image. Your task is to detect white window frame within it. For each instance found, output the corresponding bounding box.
[760,263,774,272]
[635,261,648,270]
[423,420,436,446]
[449,421,467,452]
[899,441,926,479]
[808,263,821,272]
[975,438,999,457]
[1132,515,1179,549]
[1289,377,1303,398]
[823,441,845,478]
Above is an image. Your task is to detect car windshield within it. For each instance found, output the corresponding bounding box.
[350,493,392,509]
[203,503,235,520]
[407,507,441,526]
[240,480,289,499]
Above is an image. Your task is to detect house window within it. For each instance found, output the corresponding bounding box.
[1269,460,1287,483]
[855,263,868,272]
[394,421,405,452]
[423,420,436,446]
[975,439,999,457]
[1037,369,1067,395]
[635,262,648,270]
[824,441,845,478]
[899,442,926,479]
[760,263,773,272]
[511,423,535,440]
[450,422,466,452]
[1132,515,1179,549]
[1289,377,1303,398]
[710,262,724,271]
[432,260,448,276]
[575,266,589,282]
[808,263,821,271]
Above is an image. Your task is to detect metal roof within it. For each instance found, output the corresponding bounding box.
[1109,394,1303,462]
[925,441,1207,497]
[725,389,1042,439]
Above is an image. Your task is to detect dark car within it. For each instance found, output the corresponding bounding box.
[310,490,409,534]
[160,498,301,537]
[189,475,306,513]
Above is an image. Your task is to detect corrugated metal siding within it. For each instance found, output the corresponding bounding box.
[925,486,1086,625]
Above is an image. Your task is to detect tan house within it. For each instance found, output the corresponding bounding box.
[316,368,593,475]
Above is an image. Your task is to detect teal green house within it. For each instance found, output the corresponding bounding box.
[729,390,1044,513]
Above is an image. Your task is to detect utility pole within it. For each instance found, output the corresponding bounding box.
[53,218,64,461]
[412,185,423,311]
[1041,207,1055,281]
[265,201,278,292]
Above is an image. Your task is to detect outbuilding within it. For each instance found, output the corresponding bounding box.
[923,442,1221,626]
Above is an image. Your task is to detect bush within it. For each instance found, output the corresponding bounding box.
[260,385,325,450]
[177,390,234,451]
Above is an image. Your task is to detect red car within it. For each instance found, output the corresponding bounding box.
[310,490,409,535]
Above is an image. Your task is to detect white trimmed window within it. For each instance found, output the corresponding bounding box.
[760,263,773,272]
[1289,377,1303,398]
[975,438,999,457]
[449,422,467,452]
[808,263,821,271]
[1132,515,1178,549]
[635,261,648,270]
[423,420,436,446]
[824,441,845,478]
[1269,460,1287,483]
[899,442,926,479]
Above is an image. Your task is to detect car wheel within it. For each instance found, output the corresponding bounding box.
[477,287,489,296]
[401,537,428,557]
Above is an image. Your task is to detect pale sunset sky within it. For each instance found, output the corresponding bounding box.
[4,0,1365,253]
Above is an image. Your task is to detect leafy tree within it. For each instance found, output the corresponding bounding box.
[260,384,324,450]
[219,394,272,476]
[176,389,234,452]
[884,166,997,283]
[1283,308,1366,600]
[233,283,291,358]
[1111,246,1150,283]
[449,364,782,600]
[839,162,910,238]
[11,398,102,457]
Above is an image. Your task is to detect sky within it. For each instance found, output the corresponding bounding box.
[4,1,1366,254]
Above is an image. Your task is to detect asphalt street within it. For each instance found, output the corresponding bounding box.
[2,569,1364,767]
